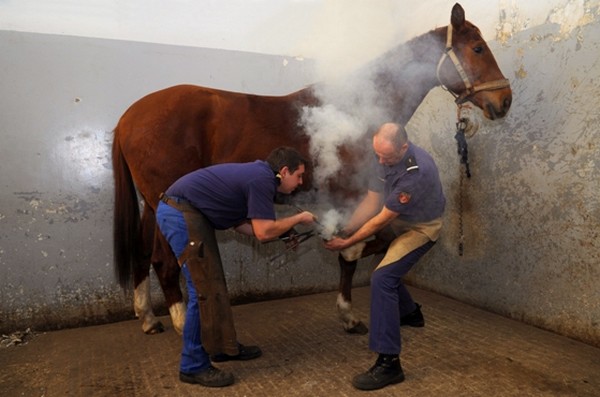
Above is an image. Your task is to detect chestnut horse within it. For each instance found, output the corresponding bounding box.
[112,3,511,335]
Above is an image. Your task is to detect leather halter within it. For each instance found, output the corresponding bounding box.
[436,24,510,104]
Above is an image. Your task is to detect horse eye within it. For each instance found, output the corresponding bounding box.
[473,46,483,54]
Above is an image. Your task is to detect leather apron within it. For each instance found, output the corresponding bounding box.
[160,194,239,356]
[375,217,443,270]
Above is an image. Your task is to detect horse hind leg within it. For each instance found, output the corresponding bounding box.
[133,276,163,334]
[168,297,186,336]
[133,205,165,334]
[152,227,186,335]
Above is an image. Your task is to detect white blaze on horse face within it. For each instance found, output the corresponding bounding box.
[134,278,160,334]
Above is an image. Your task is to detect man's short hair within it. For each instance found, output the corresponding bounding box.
[266,146,309,173]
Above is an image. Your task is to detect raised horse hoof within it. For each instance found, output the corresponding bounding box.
[144,321,165,335]
[345,321,369,335]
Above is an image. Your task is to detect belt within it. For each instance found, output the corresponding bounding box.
[159,192,197,212]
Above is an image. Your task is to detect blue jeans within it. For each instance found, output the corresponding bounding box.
[156,201,210,374]
[368,240,435,355]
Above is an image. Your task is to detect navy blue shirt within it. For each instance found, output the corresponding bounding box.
[368,142,445,223]
[166,160,278,229]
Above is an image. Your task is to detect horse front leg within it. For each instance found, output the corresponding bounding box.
[337,254,368,334]
[152,228,186,335]
[132,206,165,335]
[337,233,392,335]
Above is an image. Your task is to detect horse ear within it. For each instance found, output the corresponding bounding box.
[451,3,465,30]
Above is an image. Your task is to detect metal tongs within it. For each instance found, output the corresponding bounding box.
[268,204,323,262]
[269,229,316,262]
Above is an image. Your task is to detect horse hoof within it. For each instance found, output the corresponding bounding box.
[144,321,165,335]
[345,322,368,335]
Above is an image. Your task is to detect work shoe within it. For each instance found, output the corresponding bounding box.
[401,303,424,327]
[352,354,405,391]
[179,365,234,387]
[210,344,262,362]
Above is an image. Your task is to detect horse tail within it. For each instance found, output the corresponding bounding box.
[112,128,141,290]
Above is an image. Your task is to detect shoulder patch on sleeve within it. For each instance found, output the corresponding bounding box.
[398,192,411,204]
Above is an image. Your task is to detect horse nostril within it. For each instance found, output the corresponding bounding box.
[503,97,512,113]
[487,104,498,120]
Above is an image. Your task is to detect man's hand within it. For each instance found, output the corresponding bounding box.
[297,211,317,225]
[324,236,350,251]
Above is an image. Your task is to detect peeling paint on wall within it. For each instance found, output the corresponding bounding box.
[496,0,600,43]
[405,5,600,346]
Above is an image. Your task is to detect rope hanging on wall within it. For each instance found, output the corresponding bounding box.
[455,118,471,179]
[454,106,472,256]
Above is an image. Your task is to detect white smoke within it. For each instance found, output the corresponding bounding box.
[290,3,407,224]
[318,208,347,240]
[296,47,399,225]
[300,104,364,185]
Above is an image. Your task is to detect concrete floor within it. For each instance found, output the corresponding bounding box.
[1,286,599,397]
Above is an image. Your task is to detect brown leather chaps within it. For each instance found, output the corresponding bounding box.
[160,194,239,356]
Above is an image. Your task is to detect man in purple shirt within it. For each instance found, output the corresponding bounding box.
[157,146,315,388]
[325,122,445,391]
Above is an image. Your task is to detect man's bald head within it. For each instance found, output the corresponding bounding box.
[373,123,408,150]
[372,123,409,166]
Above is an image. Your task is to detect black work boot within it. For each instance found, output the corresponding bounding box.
[179,365,234,387]
[352,354,405,391]
[210,344,262,362]
[400,303,424,327]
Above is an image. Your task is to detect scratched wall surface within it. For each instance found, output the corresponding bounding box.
[0,30,320,333]
[405,5,600,347]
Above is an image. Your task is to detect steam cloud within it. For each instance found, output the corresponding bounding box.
[297,56,399,234]
[290,1,455,233]
[300,103,365,185]
[298,75,390,233]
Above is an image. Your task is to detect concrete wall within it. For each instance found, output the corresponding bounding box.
[0,31,324,332]
[1,0,599,348]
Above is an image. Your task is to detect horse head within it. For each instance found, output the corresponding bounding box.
[436,3,512,120]
[300,4,514,206]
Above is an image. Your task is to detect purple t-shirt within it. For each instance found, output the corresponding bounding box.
[165,160,278,229]
[368,142,445,223]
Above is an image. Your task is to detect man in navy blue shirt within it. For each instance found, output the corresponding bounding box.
[157,146,315,388]
[325,122,445,391]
